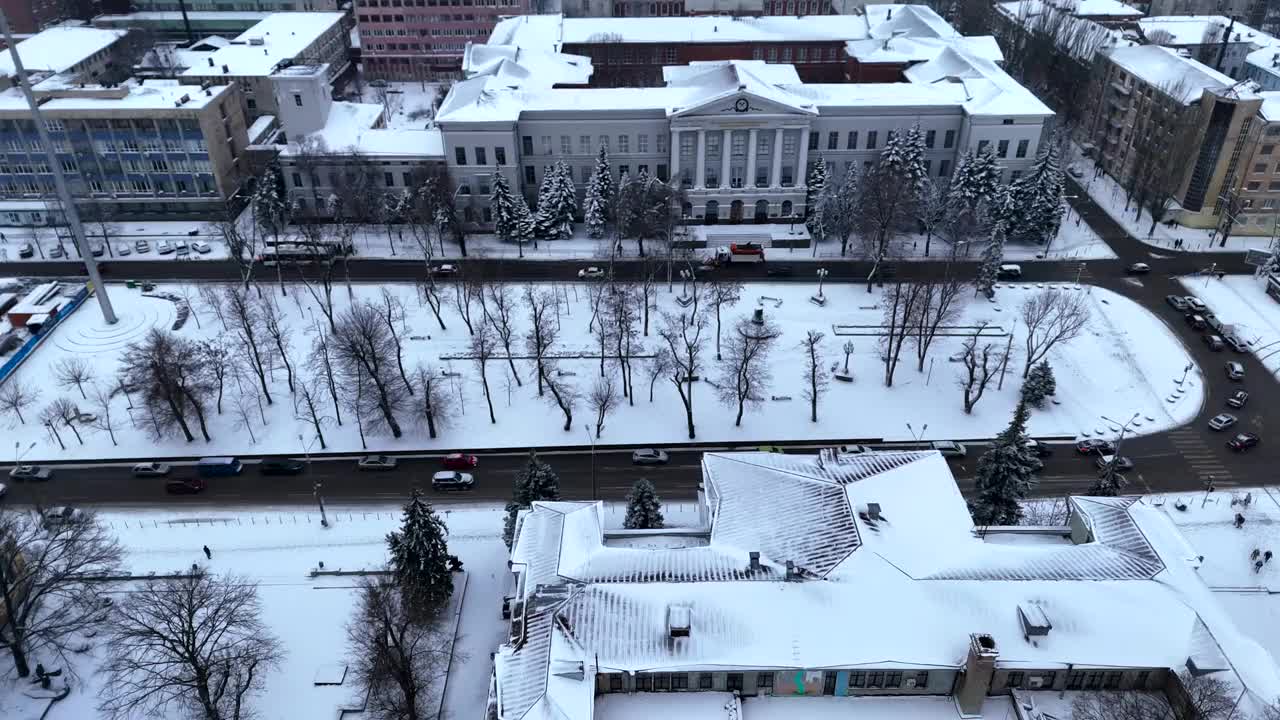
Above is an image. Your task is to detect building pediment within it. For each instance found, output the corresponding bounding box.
[670,89,817,118]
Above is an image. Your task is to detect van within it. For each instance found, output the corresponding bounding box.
[197,457,242,477]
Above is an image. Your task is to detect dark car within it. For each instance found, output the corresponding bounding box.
[1166,295,1189,311]
[165,478,206,494]
[1227,390,1249,409]
[442,453,478,470]
[766,265,794,278]
[259,458,306,475]
[1125,262,1150,274]
[1095,454,1135,472]
[1024,439,1054,457]
[1225,335,1250,353]
[17,242,34,258]
[1203,334,1225,351]
[1075,439,1115,455]
[1227,432,1260,452]
[1186,314,1207,330]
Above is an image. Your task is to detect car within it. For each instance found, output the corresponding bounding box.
[1095,454,1135,472]
[174,243,190,257]
[1024,438,1054,457]
[42,506,86,526]
[838,444,873,454]
[259,458,306,475]
[996,264,1023,280]
[431,470,475,491]
[765,265,794,277]
[931,440,967,458]
[1166,295,1189,311]
[48,245,65,258]
[1184,296,1207,313]
[430,263,458,276]
[132,462,171,478]
[17,242,33,258]
[197,457,242,477]
[135,239,151,253]
[632,449,670,465]
[1125,262,1150,274]
[1227,389,1249,409]
[1203,334,1225,351]
[1225,335,1249,353]
[1228,432,1260,452]
[1076,439,1115,455]
[1226,361,1245,381]
[442,453,478,470]
[191,241,212,254]
[166,478,206,494]
[1069,166,1085,179]
[116,243,131,256]
[1208,413,1238,431]
[578,266,606,279]
[156,240,174,255]
[0,481,6,500]
[756,445,785,454]
[1186,314,1207,330]
[90,244,105,257]
[9,464,52,481]
[357,455,398,471]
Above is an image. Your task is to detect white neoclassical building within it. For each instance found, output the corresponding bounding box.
[435,49,1052,229]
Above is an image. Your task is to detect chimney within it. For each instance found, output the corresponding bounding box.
[785,560,797,581]
[749,551,761,572]
[867,503,881,521]
[956,634,999,715]
[667,604,691,638]
[222,64,229,74]
[207,57,214,67]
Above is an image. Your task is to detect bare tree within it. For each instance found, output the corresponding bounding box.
[657,307,708,439]
[346,576,451,720]
[483,284,522,386]
[260,297,296,395]
[0,379,38,424]
[703,278,743,361]
[309,327,344,427]
[638,254,658,336]
[916,176,950,257]
[1021,289,1090,377]
[800,330,828,422]
[222,286,274,405]
[54,357,94,400]
[856,162,916,290]
[471,324,499,424]
[717,315,780,427]
[97,572,283,720]
[412,364,452,439]
[609,284,640,404]
[644,351,671,403]
[451,266,480,336]
[912,274,965,372]
[880,281,924,387]
[377,288,415,394]
[119,330,214,443]
[589,375,618,438]
[541,367,579,432]
[297,378,330,450]
[88,382,119,446]
[48,396,85,445]
[294,244,340,332]
[39,401,66,449]
[217,212,259,290]
[1070,688,1169,720]
[333,303,408,438]
[958,323,1004,414]
[198,338,233,414]
[524,286,559,397]
[0,504,123,678]
[1173,671,1236,720]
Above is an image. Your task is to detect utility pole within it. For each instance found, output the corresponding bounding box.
[0,11,116,324]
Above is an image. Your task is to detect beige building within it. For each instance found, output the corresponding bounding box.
[1237,93,1280,236]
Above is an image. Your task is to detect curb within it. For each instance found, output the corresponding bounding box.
[434,571,469,720]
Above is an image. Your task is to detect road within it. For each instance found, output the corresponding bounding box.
[0,174,1273,510]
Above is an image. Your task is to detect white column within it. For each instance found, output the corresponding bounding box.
[796,127,810,189]
[695,129,707,189]
[770,128,784,188]
[670,129,680,184]
[720,129,731,189]
[746,128,758,188]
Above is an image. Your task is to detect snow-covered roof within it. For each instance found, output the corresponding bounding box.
[494,450,1280,720]
[902,47,1054,115]
[0,80,233,113]
[1261,91,1280,122]
[491,13,875,52]
[1139,15,1279,49]
[864,4,959,39]
[180,12,345,78]
[0,27,127,78]
[1103,45,1240,102]
[462,42,593,88]
[995,0,1142,19]
[846,35,1003,65]
[1248,46,1280,80]
[994,1,1135,61]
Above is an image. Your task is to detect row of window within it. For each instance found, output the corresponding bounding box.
[751,45,843,64]
[360,0,517,8]
[767,0,830,13]
[848,671,929,689]
[291,169,416,190]
[360,12,484,22]
[1,175,214,196]
[455,145,507,166]
[517,134,670,159]
[807,128,959,153]
[611,1,684,17]
[1245,180,1280,192]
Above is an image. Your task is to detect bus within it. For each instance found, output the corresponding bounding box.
[258,243,337,266]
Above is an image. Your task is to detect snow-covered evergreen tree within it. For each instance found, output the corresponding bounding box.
[969,401,1042,526]
[592,144,615,216]
[1088,467,1126,497]
[553,159,579,234]
[823,165,861,256]
[805,158,829,242]
[1021,361,1057,409]
[386,488,453,616]
[532,164,558,240]
[491,170,522,243]
[1005,143,1065,246]
[975,226,1005,298]
[584,169,607,239]
[947,149,1002,215]
[502,451,562,548]
[880,123,928,193]
[533,163,575,241]
[623,478,664,529]
[252,162,285,236]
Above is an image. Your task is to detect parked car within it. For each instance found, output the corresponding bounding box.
[156,240,174,255]
[0,482,7,500]
[442,453,478,470]
[259,458,306,475]
[838,444,873,454]
[1227,390,1249,409]
[9,464,52,481]
[90,244,105,257]
[431,470,475,491]
[766,265,794,277]
[1184,296,1207,313]
[1186,314,1207,330]
[1227,432,1261,452]
[632,448,670,465]
[357,455,398,471]
[42,506,86,526]
[931,440,967,458]
[1203,334,1225,351]
[48,245,65,258]
[166,478,206,495]
[1095,454,1135,472]
[1225,335,1249,353]
[430,263,458,276]
[1165,295,1189,311]
[1068,166,1085,178]
[131,462,171,478]
[996,264,1022,280]
[1125,262,1150,274]
[17,242,33,258]
[191,241,211,254]
[1208,413,1238,431]
[196,457,242,477]
[174,242,190,257]
[1076,439,1115,455]
[1226,361,1245,381]
[135,239,151,253]
[116,244,131,256]
[1024,438,1054,457]
[578,266,606,279]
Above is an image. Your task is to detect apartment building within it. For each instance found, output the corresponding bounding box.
[1142,0,1275,33]
[495,450,1280,720]
[1137,15,1279,80]
[0,0,82,34]
[0,80,251,221]
[1235,93,1280,235]
[559,0,835,17]
[127,0,341,10]
[0,26,131,90]
[354,0,532,82]
[1245,47,1280,91]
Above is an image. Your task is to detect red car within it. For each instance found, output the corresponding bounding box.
[442,453,478,470]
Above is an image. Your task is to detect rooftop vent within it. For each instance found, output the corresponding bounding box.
[867,503,882,521]
[248,36,265,46]
[222,64,229,74]
[748,551,761,572]
[207,57,214,67]
[667,604,691,638]
[1017,604,1052,641]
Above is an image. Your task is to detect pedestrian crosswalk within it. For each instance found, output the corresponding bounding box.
[1167,428,1234,487]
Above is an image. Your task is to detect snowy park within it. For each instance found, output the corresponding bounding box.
[0,272,1203,462]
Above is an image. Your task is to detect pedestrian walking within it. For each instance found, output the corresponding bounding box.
[1266,550,1274,564]
[203,545,212,559]
[1252,548,1261,561]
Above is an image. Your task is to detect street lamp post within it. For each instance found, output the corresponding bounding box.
[816,267,829,299]
[14,440,35,467]
[583,424,597,501]
[300,433,327,527]
[906,422,928,442]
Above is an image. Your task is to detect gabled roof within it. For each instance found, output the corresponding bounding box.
[667,61,818,117]
[1103,45,1239,103]
[866,4,959,40]
[904,46,1054,115]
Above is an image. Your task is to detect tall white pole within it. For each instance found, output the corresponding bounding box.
[0,11,116,324]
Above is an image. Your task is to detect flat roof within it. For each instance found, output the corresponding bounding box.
[0,80,233,114]
[181,12,345,78]
[490,13,874,52]
[0,27,127,77]
[1105,45,1239,103]
[1138,15,1278,47]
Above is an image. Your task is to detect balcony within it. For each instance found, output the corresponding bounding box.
[1110,81,1132,96]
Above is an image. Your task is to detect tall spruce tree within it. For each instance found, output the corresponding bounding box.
[946,149,1002,216]
[591,144,615,216]
[386,488,453,616]
[969,401,1042,526]
[532,164,559,240]
[1005,143,1065,246]
[502,450,562,548]
[975,225,1005,298]
[623,478,665,529]
[805,158,830,242]
[491,170,524,244]
[1021,361,1057,409]
[552,159,579,236]
[584,169,608,239]
[880,122,928,193]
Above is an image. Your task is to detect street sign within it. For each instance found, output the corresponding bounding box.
[1245,248,1271,267]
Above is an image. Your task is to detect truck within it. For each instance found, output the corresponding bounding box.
[709,245,766,265]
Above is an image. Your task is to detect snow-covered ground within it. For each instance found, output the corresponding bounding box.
[2,277,1202,462]
[0,220,230,263]
[1177,274,1280,378]
[355,80,441,130]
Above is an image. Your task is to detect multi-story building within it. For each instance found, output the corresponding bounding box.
[1137,15,1279,80]
[0,26,131,90]
[92,11,270,38]
[179,12,351,122]
[0,0,80,34]
[437,48,1051,231]
[1245,47,1280,91]
[126,0,341,10]
[0,80,251,222]
[354,0,532,82]
[560,0,836,17]
[494,450,1280,720]
[1141,0,1275,33]
[1233,92,1280,234]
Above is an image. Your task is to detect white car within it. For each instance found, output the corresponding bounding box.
[431,263,458,276]
[631,449,669,465]
[174,242,190,257]
[43,506,87,526]
[1208,413,1238,431]
[931,441,967,458]
[0,481,7,500]
[357,455,398,471]
[9,465,52,481]
[431,471,475,490]
[116,244,131,256]
[191,241,212,254]
[132,462,171,477]
[156,240,175,255]
[578,266,606,279]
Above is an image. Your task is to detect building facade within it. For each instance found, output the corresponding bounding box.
[0,0,74,34]
[560,0,835,17]
[1233,94,1280,235]
[355,0,532,81]
[1245,47,1280,91]
[127,0,341,10]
